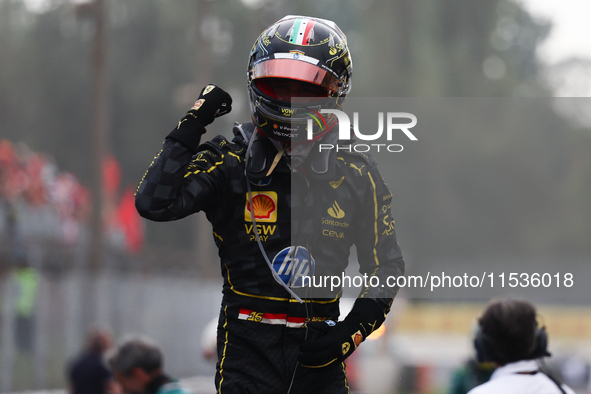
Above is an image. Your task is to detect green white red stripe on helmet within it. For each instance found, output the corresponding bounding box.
[287,18,317,45]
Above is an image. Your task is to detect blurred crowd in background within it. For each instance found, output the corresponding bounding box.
[0,137,142,262]
[0,138,90,248]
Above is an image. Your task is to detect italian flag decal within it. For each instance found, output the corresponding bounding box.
[288,18,316,45]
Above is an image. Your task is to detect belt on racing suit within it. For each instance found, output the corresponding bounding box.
[237,308,332,328]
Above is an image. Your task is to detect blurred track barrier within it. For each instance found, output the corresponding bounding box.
[395,303,483,335]
[395,302,591,340]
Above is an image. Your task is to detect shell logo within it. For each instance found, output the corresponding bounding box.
[245,192,278,222]
[352,331,363,348]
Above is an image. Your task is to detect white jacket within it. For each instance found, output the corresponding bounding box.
[467,360,575,394]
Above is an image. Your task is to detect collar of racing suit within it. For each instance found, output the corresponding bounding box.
[235,121,340,182]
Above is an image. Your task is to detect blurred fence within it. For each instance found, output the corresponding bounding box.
[0,263,222,392]
[0,145,224,393]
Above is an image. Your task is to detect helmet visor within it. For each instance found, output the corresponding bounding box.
[251,58,340,94]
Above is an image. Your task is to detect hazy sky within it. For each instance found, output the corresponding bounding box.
[23,0,590,65]
[22,0,590,96]
[518,0,591,64]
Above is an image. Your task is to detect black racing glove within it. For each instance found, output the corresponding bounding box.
[298,298,386,369]
[166,84,232,152]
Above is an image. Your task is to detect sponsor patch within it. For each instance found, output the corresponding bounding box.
[202,85,215,95]
[352,331,363,348]
[245,192,278,222]
[271,246,315,288]
[327,201,345,219]
[192,99,205,110]
[342,342,351,355]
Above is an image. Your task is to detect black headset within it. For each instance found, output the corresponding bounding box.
[474,325,551,364]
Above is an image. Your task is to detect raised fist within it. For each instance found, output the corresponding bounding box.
[167,85,233,152]
[186,85,233,127]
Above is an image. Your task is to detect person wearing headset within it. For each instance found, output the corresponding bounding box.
[468,298,575,394]
[135,15,405,393]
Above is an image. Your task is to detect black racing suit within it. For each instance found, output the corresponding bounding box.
[135,122,405,393]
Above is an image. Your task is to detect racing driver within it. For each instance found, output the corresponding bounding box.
[135,15,406,393]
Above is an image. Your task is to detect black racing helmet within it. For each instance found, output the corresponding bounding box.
[247,15,352,142]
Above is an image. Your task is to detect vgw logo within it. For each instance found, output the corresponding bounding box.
[307,110,417,153]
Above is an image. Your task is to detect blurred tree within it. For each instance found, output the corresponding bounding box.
[0,0,589,266]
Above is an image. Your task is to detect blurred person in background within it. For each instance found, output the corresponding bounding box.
[468,299,575,394]
[200,317,217,362]
[12,258,39,352]
[448,358,495,394]
[67,327,119,394]
[107,334,195,394]
[135,15,405,393]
